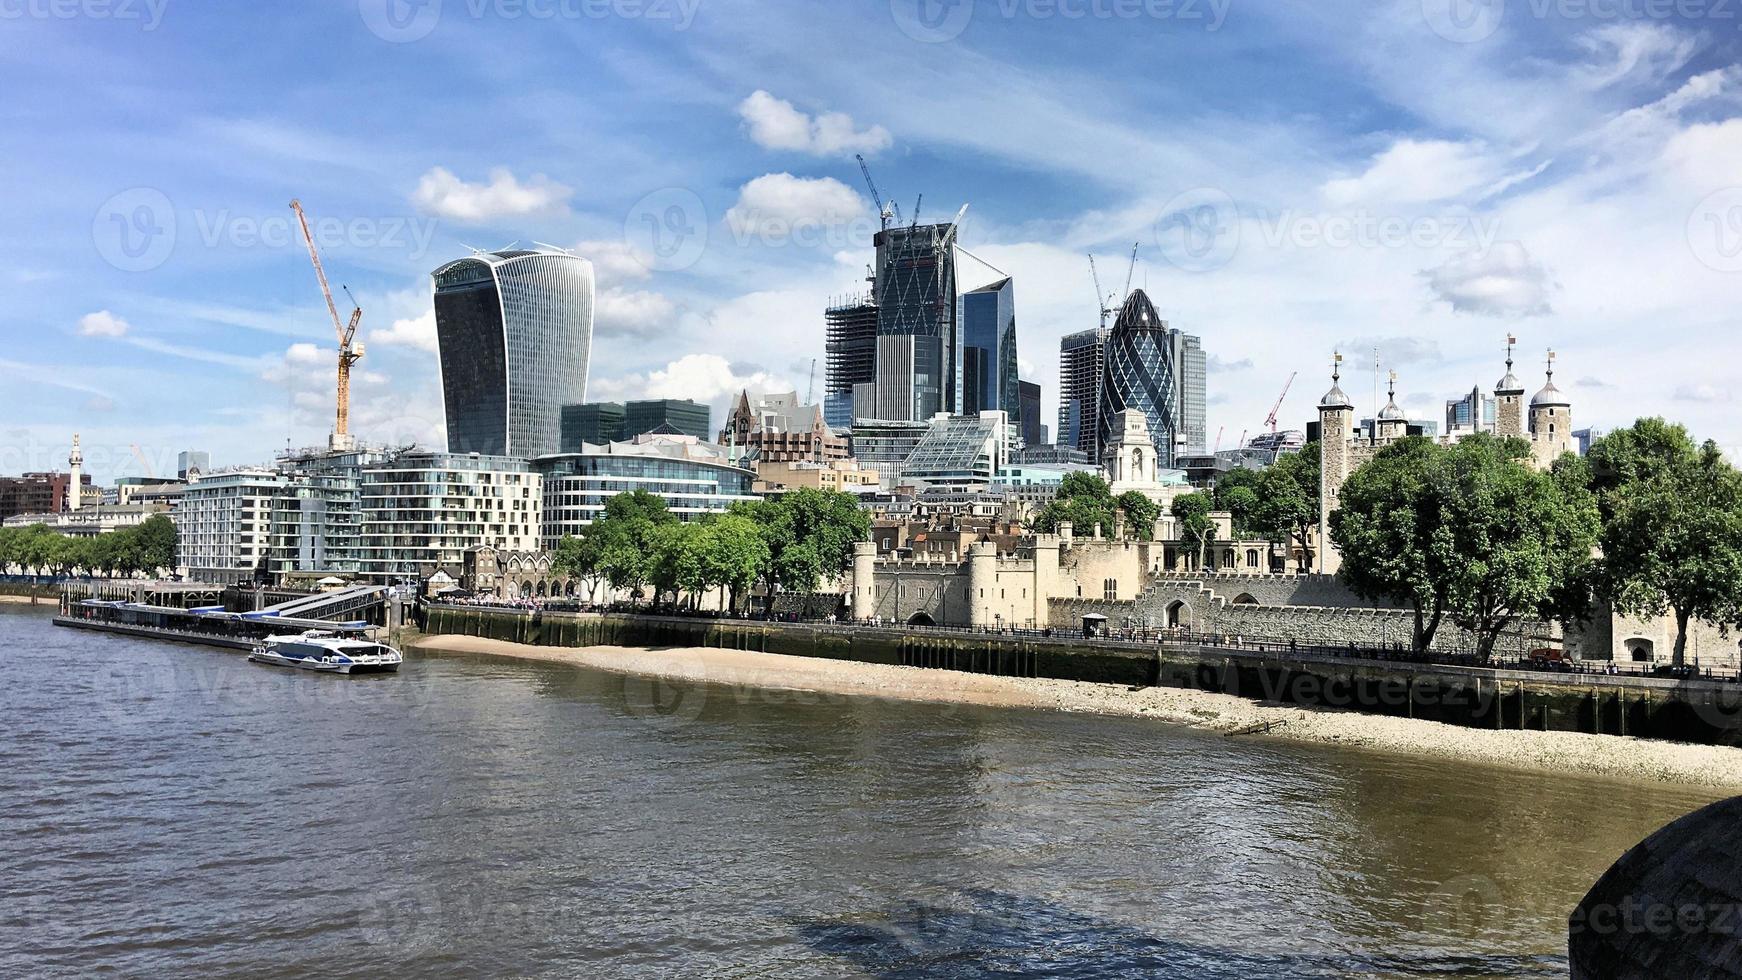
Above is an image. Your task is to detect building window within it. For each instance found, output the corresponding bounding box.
[1103,578,1117,601]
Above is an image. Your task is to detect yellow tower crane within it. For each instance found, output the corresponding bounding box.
[289,199,364,450]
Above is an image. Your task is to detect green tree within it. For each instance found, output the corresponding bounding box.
[1586,419,1742,666]
[1252,441,1321,571]
[549,534,600,601]
[1115,490,1164,541]
[1213,466,1265,537]
[1032,472,1117,537]
[738,487,870,596]
[132,515,178,575]
[1170,492,1218,571]
[1437,435,1601,660]
[699,513,770,612]
[1330,437,1453,651]
[584,490,678,603]
[648,521,707,609]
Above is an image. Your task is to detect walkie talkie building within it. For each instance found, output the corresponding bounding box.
[432,248,595,459]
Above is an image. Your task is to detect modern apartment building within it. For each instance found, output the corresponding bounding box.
[173,469,294,584]
[535,434,758,550]
[355,452,541,583]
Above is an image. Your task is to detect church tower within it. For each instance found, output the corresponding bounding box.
[1317,353,1354,575]
[1529,349,1573,469]
[1495,334,1525,439]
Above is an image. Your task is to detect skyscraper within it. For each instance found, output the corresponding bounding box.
[1172,330,1207,454]
[1018,380,1043,449]
[824,295,878,428]
[432,247,595,459]
[1058,327,1109,460]
[1098,290,1180,467]
[874,222,960,413]
[957,277,1018,420]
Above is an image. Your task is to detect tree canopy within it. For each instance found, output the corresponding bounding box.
[1170,491,1218,570]
[1331,434,1599,656]
[1213,441,1320,570]
[0,514,179,579]
[1033,472,1165,540]
[1585,419,1742,665]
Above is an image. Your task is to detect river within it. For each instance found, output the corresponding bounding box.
[0,606,1722,978]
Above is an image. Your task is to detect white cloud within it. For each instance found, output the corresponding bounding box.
[78,310,130,338]
[737,90,892,156]
[411,166,572,222]
[575,239,652,283]
[595,288,676,339]
[1674,384,1730,404]
[1571,23,1697,92]
[591,354,787,423]
[1421,243,1556,318]
[725,173,865,238]
[371,310,438,353]
[1334,336,1443,368]
[1321,139,1540,206]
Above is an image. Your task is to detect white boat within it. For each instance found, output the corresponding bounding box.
[248,631,402,674]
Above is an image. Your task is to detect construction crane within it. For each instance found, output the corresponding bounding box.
[1122,242,1139,304]
[855,154,896,231]
[1212,427,1223,454]
[910,194,922,229]
[806,357,817,405]
[1087,254,1116,327]
[290,199,364,448]
[1264,371,1298,434]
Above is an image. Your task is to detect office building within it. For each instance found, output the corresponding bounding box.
[561,402,625,450]
[177,450,210,480]
[958,277,1018,419]
[536,434,759,550]
[1057,328,1109,460]
[901,412,1013,490]
[1574,427,1605,456]
[754,458,881,494]
[874,222,961,414]
[849,418,932,487]
[356,452,541,584]
[869,333,945,422]
[1098,290,1181,468]
[432,247,595,458]
[1018,381,1043,449]
[623,399,711,440]
[1445,387,1497,435]
[824,295,879,428]
[1173,331,1207,454]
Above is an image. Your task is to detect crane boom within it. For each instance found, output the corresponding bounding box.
[855,154,892,230]
[1264,371,1298,433]
[1122,242,1139,304]
[290,199,364,444]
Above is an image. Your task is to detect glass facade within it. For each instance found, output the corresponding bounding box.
[561,402,625,450]
[1099,290,1180,467]
[536,448,759,550]
[623,399,711,440]
[957,277,1018,422]
[1173,330,1207,454]
[874,224,959,415]
[433,249,594,459]
[1058,327,1109,460]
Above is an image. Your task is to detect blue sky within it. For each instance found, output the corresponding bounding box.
[3,0,1740,481]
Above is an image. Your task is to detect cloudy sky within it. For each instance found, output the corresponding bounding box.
[4,0,1740,482]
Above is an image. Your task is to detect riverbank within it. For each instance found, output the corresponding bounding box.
[412,634,1742,790]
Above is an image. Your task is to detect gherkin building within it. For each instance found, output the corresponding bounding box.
[1097,289,1179,467]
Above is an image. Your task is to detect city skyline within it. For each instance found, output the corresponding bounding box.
[7,4,1742,484]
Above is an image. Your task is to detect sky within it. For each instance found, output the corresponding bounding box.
[3,0,1740,483]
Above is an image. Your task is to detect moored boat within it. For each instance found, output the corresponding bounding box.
[248,631,402,674]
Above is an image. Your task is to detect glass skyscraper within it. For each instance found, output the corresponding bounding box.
[874,223,959,415]
[1058,327,1109,460]
[432,248,595,459]
[1098,290,1180,467]
[1172,330,1207,454]
[957,277,1018,420]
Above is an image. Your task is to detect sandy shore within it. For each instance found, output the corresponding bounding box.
[411,634,1742,790]
[0,594,50,605]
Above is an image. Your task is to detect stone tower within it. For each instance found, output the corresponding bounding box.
[1375,372,1408,444]
[967,540,998,627]
[852,541,876,622]
[1102,409,1154,486]
[1529,350,1573,469]
[1317,354,1354,575]
[68,433,83,513]
[1495,335,1525,439]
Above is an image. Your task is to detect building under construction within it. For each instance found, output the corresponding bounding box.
[873,222,961,420]
[824,294,877,429]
